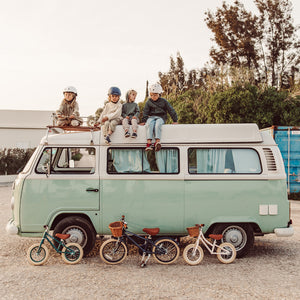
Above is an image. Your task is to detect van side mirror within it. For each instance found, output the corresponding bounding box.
[42,163,51,177]
[69,159,75,168]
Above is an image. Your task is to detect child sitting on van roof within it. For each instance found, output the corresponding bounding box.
[122,89,140,138]
[56,86,83,127]
[95,87,122,145]
[141,83,178,151]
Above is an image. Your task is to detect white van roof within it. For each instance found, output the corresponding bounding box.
[41,123,273,146]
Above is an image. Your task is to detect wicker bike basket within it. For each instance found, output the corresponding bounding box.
[109,221,123,237]
[187,226,200,238]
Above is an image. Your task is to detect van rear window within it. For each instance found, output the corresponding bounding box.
[107,148,179,174]
[188,148,261,174]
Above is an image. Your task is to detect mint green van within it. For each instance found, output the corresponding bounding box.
[6,124,293,257]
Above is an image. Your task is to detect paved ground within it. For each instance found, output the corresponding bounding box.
[0,185,299,300]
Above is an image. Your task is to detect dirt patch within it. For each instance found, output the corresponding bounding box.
[1,186,299,299]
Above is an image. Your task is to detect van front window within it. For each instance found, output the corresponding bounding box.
[36,147,95,174]
[188,148,261,174]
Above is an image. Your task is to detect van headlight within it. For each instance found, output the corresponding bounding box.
[10,196,14,210]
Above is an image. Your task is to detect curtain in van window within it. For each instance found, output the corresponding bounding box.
[196,149,226,173]
[231,149,261,173]
[155,149,178,173]
[111,149,150,173]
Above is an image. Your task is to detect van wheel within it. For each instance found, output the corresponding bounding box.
[53,216,96,256]
[212,224,254,258]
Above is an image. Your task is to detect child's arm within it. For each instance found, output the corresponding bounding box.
[166,101,178,123]
[134,103,140,119]
[56,103,65,118]
[107,104,122,121]
[97,105,107,123]
[70,102,81,118]
[121,104,127,118]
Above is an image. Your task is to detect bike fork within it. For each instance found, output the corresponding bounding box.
[140,252,151,268]
[192,236,201,256]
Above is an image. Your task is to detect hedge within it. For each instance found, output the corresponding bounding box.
[0,148,36,175]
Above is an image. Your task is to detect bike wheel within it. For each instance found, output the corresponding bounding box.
[217,242,236,264]
[100,239,127,265]
[27,243,49,266]
[183,244,204,266]
[61,243,84,264]
[152,238,180,265]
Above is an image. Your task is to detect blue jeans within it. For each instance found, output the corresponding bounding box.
[145,116,165,140]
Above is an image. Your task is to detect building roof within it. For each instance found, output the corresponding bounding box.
[0,110,55,129]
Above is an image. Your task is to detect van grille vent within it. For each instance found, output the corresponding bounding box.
[263,148,277,171]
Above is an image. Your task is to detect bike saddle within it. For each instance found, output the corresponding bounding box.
[55,233,71,240]
[142,228,160,236]
[208,234,223,241]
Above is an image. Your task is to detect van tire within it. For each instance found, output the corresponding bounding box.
[53,216,96,256]
[212,223,254,258]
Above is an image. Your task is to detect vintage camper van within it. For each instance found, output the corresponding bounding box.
[6,124,293,257]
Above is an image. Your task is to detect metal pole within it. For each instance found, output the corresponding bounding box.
[287,128,290,194]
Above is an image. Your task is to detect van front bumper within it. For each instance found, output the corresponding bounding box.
[6,219,19,235]
[274,226,294,237]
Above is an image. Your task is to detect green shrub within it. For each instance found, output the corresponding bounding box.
[0,148,35,175]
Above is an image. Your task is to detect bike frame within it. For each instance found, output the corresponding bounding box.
[116,229,156,255]
[37,228,72,254]
[193,228,231,256]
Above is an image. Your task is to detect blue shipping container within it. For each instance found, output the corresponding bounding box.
[262,126,300,194]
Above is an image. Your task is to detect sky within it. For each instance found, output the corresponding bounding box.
[1,0,300,118]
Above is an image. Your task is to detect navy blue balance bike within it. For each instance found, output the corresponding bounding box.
[100,216,180,267]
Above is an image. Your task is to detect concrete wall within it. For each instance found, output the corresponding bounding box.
[0,109,54,149]
[0,128,46,149]
[0,175,16,185]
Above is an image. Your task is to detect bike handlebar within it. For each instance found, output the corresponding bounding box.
[121,215,128,229]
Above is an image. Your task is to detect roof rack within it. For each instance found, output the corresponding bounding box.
[46,125,100,145]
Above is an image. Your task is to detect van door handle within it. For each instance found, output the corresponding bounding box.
[86,188,99,192]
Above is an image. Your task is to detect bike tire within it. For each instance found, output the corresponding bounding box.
[217,242,236,264]
[27,243,49,266]
[61,243,84,264]
[152,238,179,265]
[183,244,204,266]
[100,239,127,265]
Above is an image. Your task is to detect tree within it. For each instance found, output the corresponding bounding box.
[205,1,261,74]
[158,52,186,96]
[205,0,300,88]
[255,0,300,87]
[145,80,149,100]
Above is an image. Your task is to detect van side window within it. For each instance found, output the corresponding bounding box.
[107,148,179,174]
[188,148,261,174]
[36,147,96,174]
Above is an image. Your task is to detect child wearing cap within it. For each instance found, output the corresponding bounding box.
[96,87,122,145]
[122,89,140,138]
[56,86,83,127]
[141,83,178,151]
